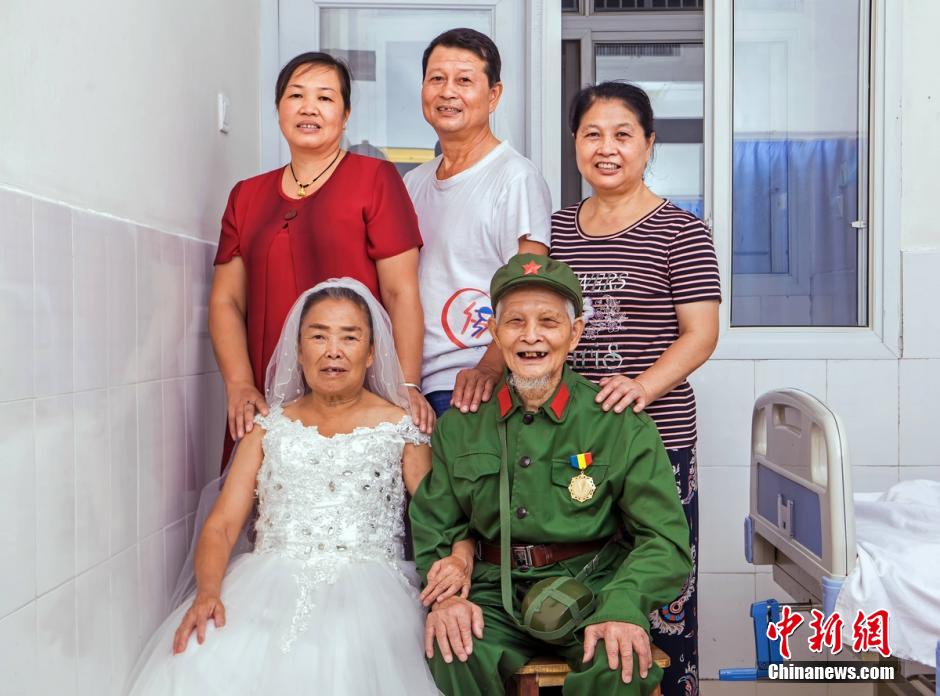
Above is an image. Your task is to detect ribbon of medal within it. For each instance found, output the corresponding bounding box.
[567,452,596,502]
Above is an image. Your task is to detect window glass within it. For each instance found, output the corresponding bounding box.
[320,8,490,177]
[732,0,868,327]
[595,42,704,218]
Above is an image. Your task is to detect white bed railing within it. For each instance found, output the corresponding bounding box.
[747,388,855,614]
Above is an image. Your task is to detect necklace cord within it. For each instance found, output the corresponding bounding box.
[289,149,342,193]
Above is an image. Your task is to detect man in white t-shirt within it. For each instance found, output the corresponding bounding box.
[405,28,552,418]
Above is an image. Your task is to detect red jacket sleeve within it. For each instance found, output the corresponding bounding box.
[364,161,423,260]
[214,181,244,265]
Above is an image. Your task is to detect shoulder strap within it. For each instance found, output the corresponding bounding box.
[497,420,519,623]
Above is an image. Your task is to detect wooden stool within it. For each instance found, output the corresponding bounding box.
[510,645,670,696]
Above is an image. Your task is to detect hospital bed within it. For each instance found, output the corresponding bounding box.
[719,388,938,694]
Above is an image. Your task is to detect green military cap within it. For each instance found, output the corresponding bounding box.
[490,253,584,317]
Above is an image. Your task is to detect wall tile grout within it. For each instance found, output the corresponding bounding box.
[0,184,218,246]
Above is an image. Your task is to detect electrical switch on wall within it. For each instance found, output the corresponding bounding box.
[217,93,231,133]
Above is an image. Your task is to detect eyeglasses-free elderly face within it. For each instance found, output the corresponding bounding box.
[297,298,375,400]
[421,45,502,138]
[574,98,656,196]
[489,287,583,396]
[278,63,348,156]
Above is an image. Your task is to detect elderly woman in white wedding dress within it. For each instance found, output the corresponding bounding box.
[127,278,473,696]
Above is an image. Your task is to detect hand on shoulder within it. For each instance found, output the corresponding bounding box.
[596,374,650,414]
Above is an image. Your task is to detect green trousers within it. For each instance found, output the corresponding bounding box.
[427,598,663,696]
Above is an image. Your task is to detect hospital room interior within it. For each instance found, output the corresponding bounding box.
[1,0,938,694]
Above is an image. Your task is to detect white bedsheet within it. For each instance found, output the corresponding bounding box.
[834,479,940,667]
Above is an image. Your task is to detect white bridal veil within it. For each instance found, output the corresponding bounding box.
[169,277,410,608]
[265,277,410,411]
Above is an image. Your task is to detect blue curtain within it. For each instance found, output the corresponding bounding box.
[671,197,705,220]
[731,137,860,326]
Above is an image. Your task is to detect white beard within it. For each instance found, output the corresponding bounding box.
[509,373,554,404]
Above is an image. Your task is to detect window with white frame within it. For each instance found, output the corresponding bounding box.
[709,0,899,359]
[729,0,870,328]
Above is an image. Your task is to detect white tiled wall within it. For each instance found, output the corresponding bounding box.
[0,188,224,695]
[900,252,940,358]
[696,249,940,684]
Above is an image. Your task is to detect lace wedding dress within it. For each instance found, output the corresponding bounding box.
[127,406,440,695]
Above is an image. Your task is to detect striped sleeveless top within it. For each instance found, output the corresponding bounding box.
[551,200,721,449]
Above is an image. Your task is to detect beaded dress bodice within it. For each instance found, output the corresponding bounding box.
[252,406,428,650]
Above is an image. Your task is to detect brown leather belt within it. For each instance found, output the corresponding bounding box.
[475,537,610,570]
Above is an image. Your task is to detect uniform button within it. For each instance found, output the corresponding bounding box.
[519,456,531,468]
[522,413,535,425]
[284,209,298,220]
[516,507,528,519]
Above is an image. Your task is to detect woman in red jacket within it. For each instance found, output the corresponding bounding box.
[210,52,433,470]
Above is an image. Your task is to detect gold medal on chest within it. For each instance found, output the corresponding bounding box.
[567,451,596,502]
[568,472,596,502]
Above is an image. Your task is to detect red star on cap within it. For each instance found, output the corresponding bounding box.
[522,261,542,275]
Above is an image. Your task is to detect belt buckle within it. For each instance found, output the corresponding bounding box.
[512,545,534,570]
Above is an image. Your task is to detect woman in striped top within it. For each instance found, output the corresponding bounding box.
[551,82,720,696]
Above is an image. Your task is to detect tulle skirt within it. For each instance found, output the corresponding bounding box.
[126,552,441,695]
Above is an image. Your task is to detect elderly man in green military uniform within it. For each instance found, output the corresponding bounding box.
[410,253,692,696]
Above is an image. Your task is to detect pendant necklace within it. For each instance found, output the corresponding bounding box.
[289,149,342,197]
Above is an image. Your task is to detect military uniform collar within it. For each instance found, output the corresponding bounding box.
[495,366,574,423]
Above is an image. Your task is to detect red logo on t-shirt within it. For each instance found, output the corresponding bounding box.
[441,288,493,349]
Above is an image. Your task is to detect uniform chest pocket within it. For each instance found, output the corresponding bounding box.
[453,452,501,481]
[453,452,501,527]
[550,458,609,505]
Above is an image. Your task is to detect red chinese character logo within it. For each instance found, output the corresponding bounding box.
[852,609,891,657]
[766,605,805,659]
[807,609,844,654]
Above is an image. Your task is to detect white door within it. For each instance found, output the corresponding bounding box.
[269,0,560,201]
